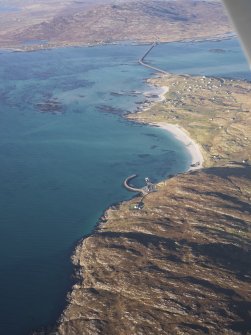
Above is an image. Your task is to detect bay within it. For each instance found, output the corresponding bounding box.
[0,38,249,335]
[0,44,190,335]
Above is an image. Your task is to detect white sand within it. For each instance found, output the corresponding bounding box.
[154,122,204,171]
[141,83,203,171]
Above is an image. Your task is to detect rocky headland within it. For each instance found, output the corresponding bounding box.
[55,166,251,335]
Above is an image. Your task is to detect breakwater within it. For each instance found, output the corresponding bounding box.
[123,175,148,195]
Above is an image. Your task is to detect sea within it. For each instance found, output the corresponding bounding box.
[0,6,20,13]
[0,38,249,335]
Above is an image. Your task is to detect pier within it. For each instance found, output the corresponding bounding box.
[138,42,169,74]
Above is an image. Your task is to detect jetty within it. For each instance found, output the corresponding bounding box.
[139,42,169,74]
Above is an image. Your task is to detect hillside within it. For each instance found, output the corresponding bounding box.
[54,165,251,335]
[0,0,231,49]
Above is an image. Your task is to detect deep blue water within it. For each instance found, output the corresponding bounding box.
[0,38,249,335]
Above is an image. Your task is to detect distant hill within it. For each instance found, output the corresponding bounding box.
[0,0,231,49]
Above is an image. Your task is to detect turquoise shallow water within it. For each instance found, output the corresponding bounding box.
[0,39,249,335]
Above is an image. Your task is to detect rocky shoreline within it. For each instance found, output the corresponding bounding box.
[48,165,251,335]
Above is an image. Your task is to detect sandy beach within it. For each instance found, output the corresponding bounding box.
[139,84,204,172]
[154,122,204,171]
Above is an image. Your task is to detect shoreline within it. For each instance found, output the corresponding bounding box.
[135,81,204,173]
[32,32,250,334]
[153,122,204,171]
[47,73,251,333]
[0,32,235,53]
[30,37,228,334]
